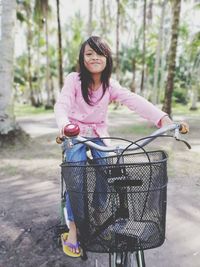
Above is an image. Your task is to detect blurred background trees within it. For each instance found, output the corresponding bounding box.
[0,0,200,137]
[14,0,200,111]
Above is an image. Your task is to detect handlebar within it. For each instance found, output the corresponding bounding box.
[56,123,191,152]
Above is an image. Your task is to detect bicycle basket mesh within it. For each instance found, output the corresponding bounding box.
[61,150,168,253]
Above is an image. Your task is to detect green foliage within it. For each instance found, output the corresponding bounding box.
[120,44,141,73]
[173,86,188,104]
[179,22,189,40]
[175,56,190,87]
[172,102,200,114]
[16,11,26,22]
[14,54,28,95]
[173,56,189,104]
[14,75,26,86]
[190,32,200,60]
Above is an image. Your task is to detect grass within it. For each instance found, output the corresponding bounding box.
[109,102,200,114]
[109,123,155,137]
[14,103,53,117]
[172,102,200,116]
[0,164,18,176]
[14,101,200,119]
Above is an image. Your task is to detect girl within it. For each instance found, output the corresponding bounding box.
[54,36,188,257]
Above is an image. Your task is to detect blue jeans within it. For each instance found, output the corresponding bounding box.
[63,138,108,222]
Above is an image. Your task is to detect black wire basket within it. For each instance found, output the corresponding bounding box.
[61,150,168,253]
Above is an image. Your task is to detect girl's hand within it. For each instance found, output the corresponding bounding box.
[179,122,189,134]
[160,116,189,134]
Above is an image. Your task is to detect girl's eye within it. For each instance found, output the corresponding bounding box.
[86,53,92,56]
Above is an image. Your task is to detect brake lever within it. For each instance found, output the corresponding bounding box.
[174,128,191,149]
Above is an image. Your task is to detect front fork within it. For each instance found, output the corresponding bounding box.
[109,250,145,267]
[136,250,145,267]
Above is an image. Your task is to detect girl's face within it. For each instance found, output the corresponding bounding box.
[84,44,107,74]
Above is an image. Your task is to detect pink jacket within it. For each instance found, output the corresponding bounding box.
[54,72,166,138]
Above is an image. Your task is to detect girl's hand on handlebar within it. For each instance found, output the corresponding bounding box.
[56,124,80,144]
[179,122,189,134]
[160,116,189,134]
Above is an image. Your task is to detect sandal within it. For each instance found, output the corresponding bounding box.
[61,232,81,258]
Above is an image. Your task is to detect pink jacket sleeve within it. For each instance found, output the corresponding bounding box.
[54,73,76,133]
[109,79,166,127]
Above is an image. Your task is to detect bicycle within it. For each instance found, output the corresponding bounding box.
[56,123,190,267]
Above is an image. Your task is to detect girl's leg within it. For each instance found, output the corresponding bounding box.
[63,139,87,253]
[64,141,87,221]
[90,139,109,210]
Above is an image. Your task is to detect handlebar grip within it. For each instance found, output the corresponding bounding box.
[63,124,80,137]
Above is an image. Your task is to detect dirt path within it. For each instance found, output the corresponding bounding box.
[0,109,199,267]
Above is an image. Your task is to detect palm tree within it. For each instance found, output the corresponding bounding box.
[88,0,93,36]
[17,0,37,106]
[0,0,17,138]
[189,33,200,110]
[152,0,167,105]
[100,0,107,38]
[56,0,63,89]
[140,0,147,93]
[34,0,52,108]
[162,0,181,116]
[116,0,120,81]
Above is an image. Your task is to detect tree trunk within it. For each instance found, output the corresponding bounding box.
[130,58,136,93]
[159,22,169,101]
[152,0,167,105]
[116,0,120,81]
[35,31,43,106]
[147,0,153,23]
[190,85,198,110]
[100,0,107,38]
[162,0,181,116]
[140,0,147,93]
[44,7,51,108]
[88,0,93,36]
[113,0,121,110]
[56,0,63,89]
[0,0,17,134]
[27,23,36,106]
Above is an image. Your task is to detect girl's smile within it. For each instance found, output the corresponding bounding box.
[84,44,107,74]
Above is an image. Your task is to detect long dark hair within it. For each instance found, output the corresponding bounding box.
[78,36,113,105]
